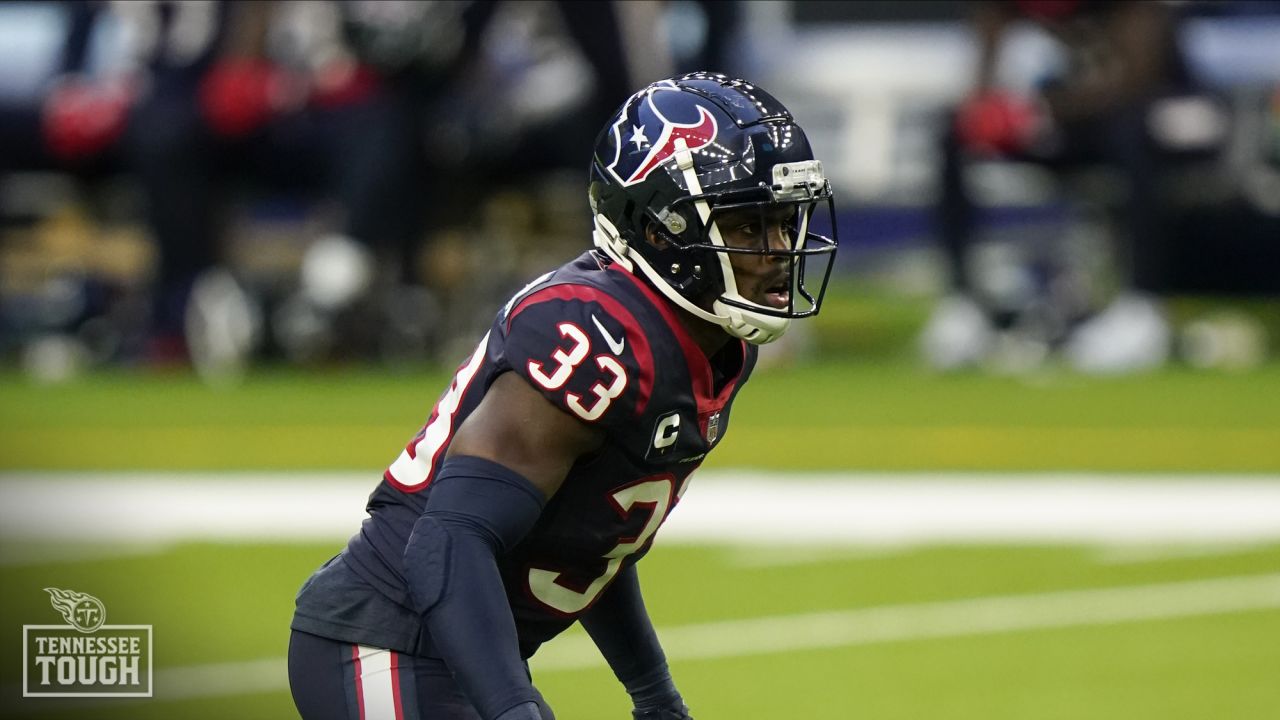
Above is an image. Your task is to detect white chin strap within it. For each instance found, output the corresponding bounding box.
[713,298,790,344]
[593,140,791,345]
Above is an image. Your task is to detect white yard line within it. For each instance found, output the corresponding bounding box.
[2,471,1279,544]
[666,473,1280,545]
[107,571,1280,702]
[533,572,1280,671]
[160,658,289,700]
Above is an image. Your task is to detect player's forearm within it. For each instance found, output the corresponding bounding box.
[969,1,1012,92]
[581,563,668,684]
[403,456,547,720]
[218,0,273,59]
[581,564,688,716]
[1042,4,1171,122]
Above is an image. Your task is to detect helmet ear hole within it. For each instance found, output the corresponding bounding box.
[643,222,671,250]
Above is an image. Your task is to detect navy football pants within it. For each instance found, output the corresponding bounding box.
[288,630,553,720]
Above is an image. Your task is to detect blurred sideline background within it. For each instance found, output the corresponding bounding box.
[1,1,1279,719]
[1,0,1278,376]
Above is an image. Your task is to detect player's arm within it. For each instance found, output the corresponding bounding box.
[446,370,605,494]
[403,371,604,720]
[580,564,692,720]
[969,1,1015,93]
[1044,2,1171,122]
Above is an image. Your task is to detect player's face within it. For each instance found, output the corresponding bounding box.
[714,205,795,310]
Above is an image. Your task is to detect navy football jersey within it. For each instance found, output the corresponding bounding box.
[294,250,757,657]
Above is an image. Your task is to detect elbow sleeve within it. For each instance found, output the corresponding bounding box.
[405,455,545,613]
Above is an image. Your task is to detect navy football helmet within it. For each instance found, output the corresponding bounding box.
[589,72,838,344]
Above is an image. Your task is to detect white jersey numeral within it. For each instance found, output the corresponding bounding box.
[528,323,590,390]
[527,321,628,422]
[527,475,674,614]
[566,356,627,422]
[388,332,490,488]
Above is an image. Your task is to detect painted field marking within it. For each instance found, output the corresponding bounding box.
[2,471,1279,544]
[534,572,1280,671]
[91,571,1280,703]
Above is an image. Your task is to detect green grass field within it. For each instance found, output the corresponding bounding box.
[3,541,1278,719]
[3,288,1280,718]
[3,359,1280,472]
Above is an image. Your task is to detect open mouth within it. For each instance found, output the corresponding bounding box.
[762,276,791,309]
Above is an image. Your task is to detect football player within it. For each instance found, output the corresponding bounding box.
[288,72,838,720]
[923,0,1212,373]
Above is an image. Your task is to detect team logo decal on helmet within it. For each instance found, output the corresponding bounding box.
[607,92,719,187]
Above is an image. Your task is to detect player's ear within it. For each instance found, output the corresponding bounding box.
[643,222,671,250]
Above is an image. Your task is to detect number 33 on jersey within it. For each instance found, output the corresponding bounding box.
[500,268,658,430]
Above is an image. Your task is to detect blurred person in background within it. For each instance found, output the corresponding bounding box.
[0,1,124,174]
[7,0,427,378]
[363,0,647,359]
[9,0,661,380]
[288,72,838,720]
[119,0,428,377]
[0,1,136,377]
[921,0,1228,373]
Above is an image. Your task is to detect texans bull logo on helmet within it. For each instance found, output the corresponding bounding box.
[605,83,719,188]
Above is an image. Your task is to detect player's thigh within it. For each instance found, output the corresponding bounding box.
[288,629,485,720]
[288,629,359,720]
[407,655,483,720]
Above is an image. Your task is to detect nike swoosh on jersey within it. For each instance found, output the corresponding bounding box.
[591,313,626,355]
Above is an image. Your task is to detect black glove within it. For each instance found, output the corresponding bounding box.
[632,698,693,720]
[627,666,691,720]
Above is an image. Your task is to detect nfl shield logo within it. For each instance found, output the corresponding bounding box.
[705,412,721,444]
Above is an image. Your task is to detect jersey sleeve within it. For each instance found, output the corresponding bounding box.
[503,284,654,430]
